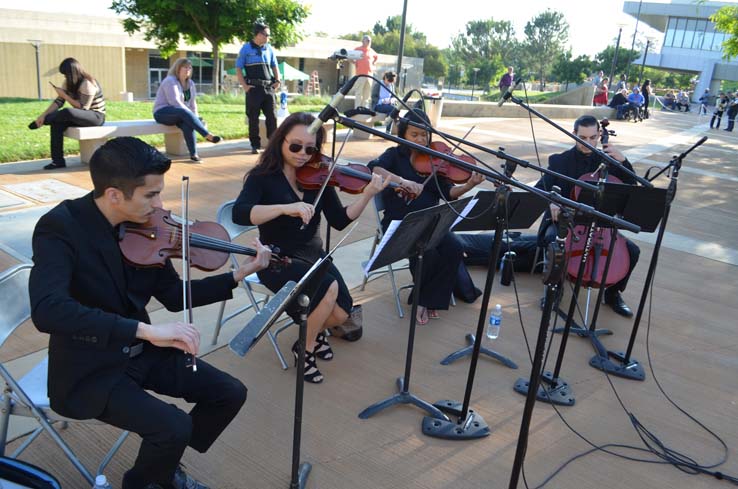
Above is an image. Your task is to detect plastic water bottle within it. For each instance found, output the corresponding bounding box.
[92,474,112,489]
[487,304,502,340]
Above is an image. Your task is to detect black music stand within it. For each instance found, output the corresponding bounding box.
[358,198,471,421]
[439,190,547,368]
[230,254,335,489]
[584,183,667,381]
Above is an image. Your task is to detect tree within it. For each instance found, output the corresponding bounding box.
[593,46,640,80]
[551,52,592,90]
[449,19,518,92]
[711,6,738,58]
[111,0,309,94]
[523,10,569,88]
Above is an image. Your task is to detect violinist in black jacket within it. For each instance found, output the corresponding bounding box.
[29,137,271,489]
[535,115,640,317]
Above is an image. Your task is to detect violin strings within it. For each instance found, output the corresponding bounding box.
[164,228,258,257]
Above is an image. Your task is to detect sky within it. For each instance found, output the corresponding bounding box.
[2,0,736,57]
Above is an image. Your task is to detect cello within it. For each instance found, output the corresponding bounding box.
[565,118,631,289]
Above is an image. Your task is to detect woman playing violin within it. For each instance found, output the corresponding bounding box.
[367,108,484,325]
[232,112,388,383]
[535,115,640,317]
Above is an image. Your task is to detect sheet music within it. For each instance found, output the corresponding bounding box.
[450,197,479,231]
[364,219,401,276]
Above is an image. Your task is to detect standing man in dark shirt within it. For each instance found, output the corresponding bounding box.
[236,22,282,154]
[535,115,640,317]
[29,137,271,489]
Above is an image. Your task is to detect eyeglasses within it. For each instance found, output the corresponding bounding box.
[286,142,318,155]
[260,31,270,37]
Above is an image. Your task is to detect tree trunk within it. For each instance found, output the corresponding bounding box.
[212,43,220,95]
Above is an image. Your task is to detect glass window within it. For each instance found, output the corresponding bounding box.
[693,20,707,49]
[703,30,715,51]
[682,19,696,49]
[665,17,676,47]
[713,31,726,51]
[673,18,686,48]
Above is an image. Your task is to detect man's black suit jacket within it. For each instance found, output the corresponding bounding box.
[29,193,237,420]
[534,146,636,240]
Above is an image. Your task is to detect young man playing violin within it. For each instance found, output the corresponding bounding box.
[232,112,388,384]
[29,137,272,489]
[535,115,640,317]
[368,108,484,325]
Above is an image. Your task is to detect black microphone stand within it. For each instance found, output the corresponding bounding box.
[590,136,707,380]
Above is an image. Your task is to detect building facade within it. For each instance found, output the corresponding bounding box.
[0,9,422,101]
[624,0,738,100]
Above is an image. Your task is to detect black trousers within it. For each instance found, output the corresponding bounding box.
[246,85,277,150]
[96,345,247,489]
[44,108,104,164]
[543,224,640,294]
[407,232,464,310]
[711,110,723,128]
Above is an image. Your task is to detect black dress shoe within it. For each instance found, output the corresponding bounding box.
[43,162,66,170]
[605,291,633,317]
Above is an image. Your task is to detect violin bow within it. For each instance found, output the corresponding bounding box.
[299,128,353,230]
[181,176,197,372]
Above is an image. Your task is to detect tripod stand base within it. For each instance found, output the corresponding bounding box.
[589,351,645,381]
[552,308,613,337]
[513,370,575,406]
[289,462,311,489]
[358,377,450,421]
[422,400,490,440]
[439,334,518,369]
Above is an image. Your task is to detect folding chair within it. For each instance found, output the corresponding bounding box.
[211,200,295,369]
[0,264,129,486]
[359,193,414,318]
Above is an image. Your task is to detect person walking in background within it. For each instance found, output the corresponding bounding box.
[352,34,378,109]
[498,66,514,95]
[698,89,711,116]
[28,57,105,170]
[724,93,738,131]
[236,22,282,154]
[640,79,652,119]
[153,58,221,163]
[711,92,728,129]
[593,77,609,106]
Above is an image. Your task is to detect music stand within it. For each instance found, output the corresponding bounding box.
[440,190,547,368]
[358,197,471,422]
[230,249,339,489]
[585,183,667,381]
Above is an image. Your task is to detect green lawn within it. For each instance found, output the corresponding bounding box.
[0,96,326,163]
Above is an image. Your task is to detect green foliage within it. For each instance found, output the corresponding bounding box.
[594,46,640,79]
[640,67,695,91]
[110,0,309,93]
[523,10,569,87]
[551,52,592,88]
[711,6,738,59]
[449,19,518,91]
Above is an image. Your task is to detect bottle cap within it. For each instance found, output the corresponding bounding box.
[95,475,107,486]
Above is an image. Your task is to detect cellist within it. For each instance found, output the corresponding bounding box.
[535,115,640,317]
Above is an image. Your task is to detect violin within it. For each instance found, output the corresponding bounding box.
[118,208,289,272]
[410,141,476,184]
[564,118,630,288]
[296,152,416,199]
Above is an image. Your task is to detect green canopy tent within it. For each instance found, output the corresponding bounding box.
[188,57,213,67]
[226,61,309,81]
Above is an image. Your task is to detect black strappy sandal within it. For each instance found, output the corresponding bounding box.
[292,341,324,384]
[313,331,334,361]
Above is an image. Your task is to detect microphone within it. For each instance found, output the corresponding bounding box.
[498,77,523,107]
[389,90,414,121]
[308,76,359,135]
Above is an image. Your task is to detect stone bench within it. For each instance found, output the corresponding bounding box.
[349,113,389,140]
[64,120,190,163]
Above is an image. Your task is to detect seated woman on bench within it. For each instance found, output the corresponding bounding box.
[153,58,222,163]
[28,57,106,170]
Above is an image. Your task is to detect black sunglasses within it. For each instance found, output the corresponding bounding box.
[287,142,318,155]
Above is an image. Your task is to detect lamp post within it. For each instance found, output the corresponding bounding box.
[471,67,480,101]
[608,27,623,91]
[625,0,643,82]
[638,38,653,87]
[28,39,43,100]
